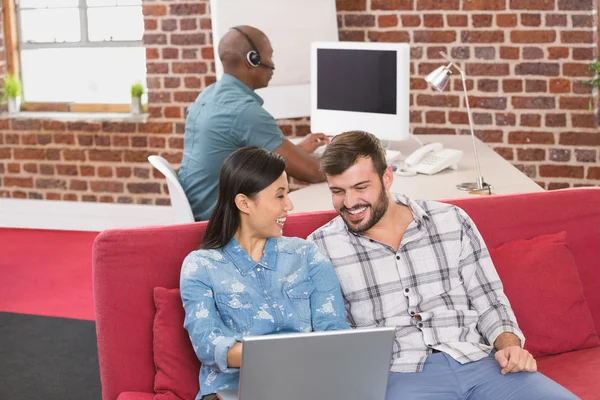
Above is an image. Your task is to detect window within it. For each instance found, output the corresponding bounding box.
[16,0,146,105]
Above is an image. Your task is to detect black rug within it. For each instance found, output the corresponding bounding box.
[0,312,102,400]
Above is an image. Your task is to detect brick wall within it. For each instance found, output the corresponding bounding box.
[0,0,599,204]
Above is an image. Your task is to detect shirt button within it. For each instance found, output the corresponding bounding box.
[404,288,410,293]
[370,239,374,243]
[417,322,424,328]
[272,304,277,308]
[304,292,308,295]
[409,310,415,316]
[264,290,268,294]
[256,267,261,271]
[396,255,400,260]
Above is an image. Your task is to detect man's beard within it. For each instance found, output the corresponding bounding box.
[339,184,389,233]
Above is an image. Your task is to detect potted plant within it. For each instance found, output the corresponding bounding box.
[3,74,22,113]
[130,82,144,114]
[586,59,600,112]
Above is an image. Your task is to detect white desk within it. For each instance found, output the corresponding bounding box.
[289,135,543,214]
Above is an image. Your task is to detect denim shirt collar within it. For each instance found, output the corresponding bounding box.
[221,73,264,106]
[223,237,277,275]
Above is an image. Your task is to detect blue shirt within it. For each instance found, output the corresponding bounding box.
[180,236,350,398]
[178,74,285,221]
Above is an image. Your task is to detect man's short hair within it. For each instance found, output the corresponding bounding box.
[320,130,387,177]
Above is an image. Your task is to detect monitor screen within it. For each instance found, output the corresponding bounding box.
[316,48,397,115]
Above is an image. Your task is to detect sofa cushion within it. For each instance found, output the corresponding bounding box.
[153,287,200,400]
[117,392,156,400]
[537,346,600,399]
[490,231,600,358]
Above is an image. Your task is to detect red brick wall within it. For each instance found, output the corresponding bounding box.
[0,0,598,204]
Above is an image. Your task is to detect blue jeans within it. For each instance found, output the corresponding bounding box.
[386,352,579,400]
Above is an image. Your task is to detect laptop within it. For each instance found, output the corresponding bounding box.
[216,327,395,400]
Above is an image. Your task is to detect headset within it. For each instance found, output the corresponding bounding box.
[231,26,275,70]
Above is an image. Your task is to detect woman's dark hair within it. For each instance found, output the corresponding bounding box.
[202,146,286,249]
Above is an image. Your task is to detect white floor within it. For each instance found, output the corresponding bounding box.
[0,198,179,232]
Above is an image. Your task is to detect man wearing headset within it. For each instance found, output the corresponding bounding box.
[179,25,328,221]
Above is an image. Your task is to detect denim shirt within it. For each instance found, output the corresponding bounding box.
[180,236,350,398]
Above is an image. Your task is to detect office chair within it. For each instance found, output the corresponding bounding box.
[147,155,195,224]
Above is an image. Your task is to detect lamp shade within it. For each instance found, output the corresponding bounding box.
[425,66,452,92]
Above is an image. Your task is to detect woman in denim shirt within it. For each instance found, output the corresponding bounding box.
[180,147,349,400]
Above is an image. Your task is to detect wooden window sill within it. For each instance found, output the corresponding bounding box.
[0,111,148,122]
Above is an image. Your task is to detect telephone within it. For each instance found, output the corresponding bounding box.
[399,143,463,176]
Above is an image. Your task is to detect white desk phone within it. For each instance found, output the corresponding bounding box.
[397,142,463,176]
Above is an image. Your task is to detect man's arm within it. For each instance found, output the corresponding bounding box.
[494,331,521,350]
[237,105,325,183]
[274,139,325,183]
[456,207,524,347]
[455,208,535,374]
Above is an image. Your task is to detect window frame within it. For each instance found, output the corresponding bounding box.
[3,0,146,113]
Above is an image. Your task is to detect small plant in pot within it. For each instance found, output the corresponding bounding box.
[586,59,600,113]
[130,82,144,114]
[3,74,22,113]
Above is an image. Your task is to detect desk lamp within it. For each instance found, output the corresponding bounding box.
[425,52,491,193]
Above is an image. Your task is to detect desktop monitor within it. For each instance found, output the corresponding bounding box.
[310,41,410,142]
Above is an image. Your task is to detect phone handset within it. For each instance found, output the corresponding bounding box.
[405,142,444,167]
[397,142,463,176]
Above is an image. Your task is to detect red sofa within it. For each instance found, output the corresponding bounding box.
[93,188,600,400]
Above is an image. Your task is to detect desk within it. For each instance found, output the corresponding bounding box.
[289,135,543,214]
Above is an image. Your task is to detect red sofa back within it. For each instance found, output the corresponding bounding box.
[93,188,600,400]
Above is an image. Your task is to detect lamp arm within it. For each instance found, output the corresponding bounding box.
[439,52,462,74]
[460,70,483,181]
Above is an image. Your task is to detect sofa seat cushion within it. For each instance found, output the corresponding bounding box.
[153,287,200,400]
[490,231,600,358]
[116,392,156,400]
[537,346,600,399]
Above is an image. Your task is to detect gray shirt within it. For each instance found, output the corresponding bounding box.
[179,74,285,221]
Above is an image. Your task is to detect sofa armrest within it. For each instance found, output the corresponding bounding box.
[116,392,155,400]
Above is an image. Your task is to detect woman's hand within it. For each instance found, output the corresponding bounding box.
[227,342,243,368]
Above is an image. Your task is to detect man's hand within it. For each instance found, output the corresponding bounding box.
[297,133,329,154]
[495,346,537,375]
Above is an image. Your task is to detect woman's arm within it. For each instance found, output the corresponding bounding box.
[180,252,241,372]
[305,243,351,331]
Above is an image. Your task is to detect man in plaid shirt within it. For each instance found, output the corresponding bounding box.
[307,131,577,399]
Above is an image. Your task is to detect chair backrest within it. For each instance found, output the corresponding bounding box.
[148,155,195,223]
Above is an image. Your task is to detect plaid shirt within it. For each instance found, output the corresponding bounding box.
[307,193,525,373]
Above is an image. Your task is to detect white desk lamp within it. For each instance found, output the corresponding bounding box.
[425,52,491,192]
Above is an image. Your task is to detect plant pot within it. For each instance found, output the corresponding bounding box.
[7,96,20,113]
[130,97,142,114]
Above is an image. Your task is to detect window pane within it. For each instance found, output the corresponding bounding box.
[87,0,141,6]
[20,9,80,43]
[87,6,143,41]
[20,0,78,8]
[21,47,146,104]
